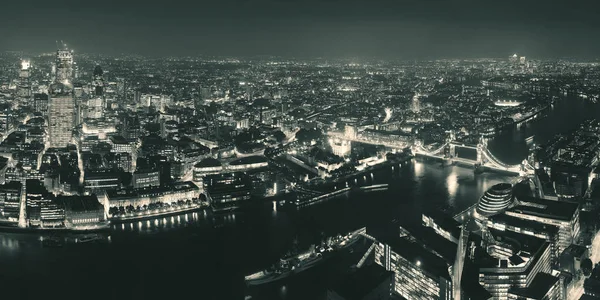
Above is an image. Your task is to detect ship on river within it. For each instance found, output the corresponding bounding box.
[244,227,366,286]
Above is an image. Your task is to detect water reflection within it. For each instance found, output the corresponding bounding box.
[112,211,206,233]
[0,235,20,252]
[446,170,458,203]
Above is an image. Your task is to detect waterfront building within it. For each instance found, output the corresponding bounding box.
[203,172,252,211]
[504,196,580,255]
[326,264,394,300]
[61,195,105,226]
[474,183,514,220]
[26,179,65,227]
[0,181,22,221]
[106,181,199,208]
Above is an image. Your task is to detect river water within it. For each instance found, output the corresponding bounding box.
[0,95,597,300]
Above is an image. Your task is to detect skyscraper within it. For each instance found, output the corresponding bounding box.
[49,85,75,147]
[49,46,75,148]
[55,48,74,84]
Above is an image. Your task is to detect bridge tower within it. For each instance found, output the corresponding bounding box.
[476,136,488,165]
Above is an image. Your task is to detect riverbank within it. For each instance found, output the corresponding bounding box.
[108,202,209,224]
[0,222,111,234]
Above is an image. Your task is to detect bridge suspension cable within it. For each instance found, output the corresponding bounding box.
[481,147,521,171]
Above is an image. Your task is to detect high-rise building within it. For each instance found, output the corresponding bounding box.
[55,48,74,84]
[48,45,76,148]
[48,84,75,148]
[17,59,31,100]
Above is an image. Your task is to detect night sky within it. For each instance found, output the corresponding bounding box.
[1,0,599,58]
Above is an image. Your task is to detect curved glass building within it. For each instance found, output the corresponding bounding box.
[475,183,513,218]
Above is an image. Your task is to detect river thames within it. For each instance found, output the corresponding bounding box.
[0,94,597,300]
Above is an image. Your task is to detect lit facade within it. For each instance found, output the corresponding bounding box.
[49,93,75,147]
[373,239,453,299]
[107,181,199,208]
[504,197,580,255]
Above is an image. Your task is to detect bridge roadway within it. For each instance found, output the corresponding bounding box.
[413,148,525,175]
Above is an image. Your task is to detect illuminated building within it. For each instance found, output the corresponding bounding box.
[132,170,160,189]
[140,94,173,112]
[26,180,64,228]
[330,138,351,157]
[193,158,223,181]
[203,172,252,211]
[509,54,518,64]
[34,93,49,116]
[0,112,13,136]
[109,135,135,155]
[17,59,31,99]
[477,229,553,299]
[48,84,75,148]
[61,195,105,226]
[504,196,579,255]
[106,181,199,208]
[83,171,121,194]
[507,272,562,300]
[519,57,526,65]
[486,214,560,266]
[0,181,22,221]
[345,125,357,139]
[372,232,453,299]
[86,97,104,119]
[226,156,268,172]
[475,183,514,220]
[55,48,74,84]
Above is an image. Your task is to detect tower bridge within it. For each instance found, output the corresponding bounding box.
[413,137,535,176]
[326,130,534,176]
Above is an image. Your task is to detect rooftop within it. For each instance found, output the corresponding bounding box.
[507,196,579,222]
